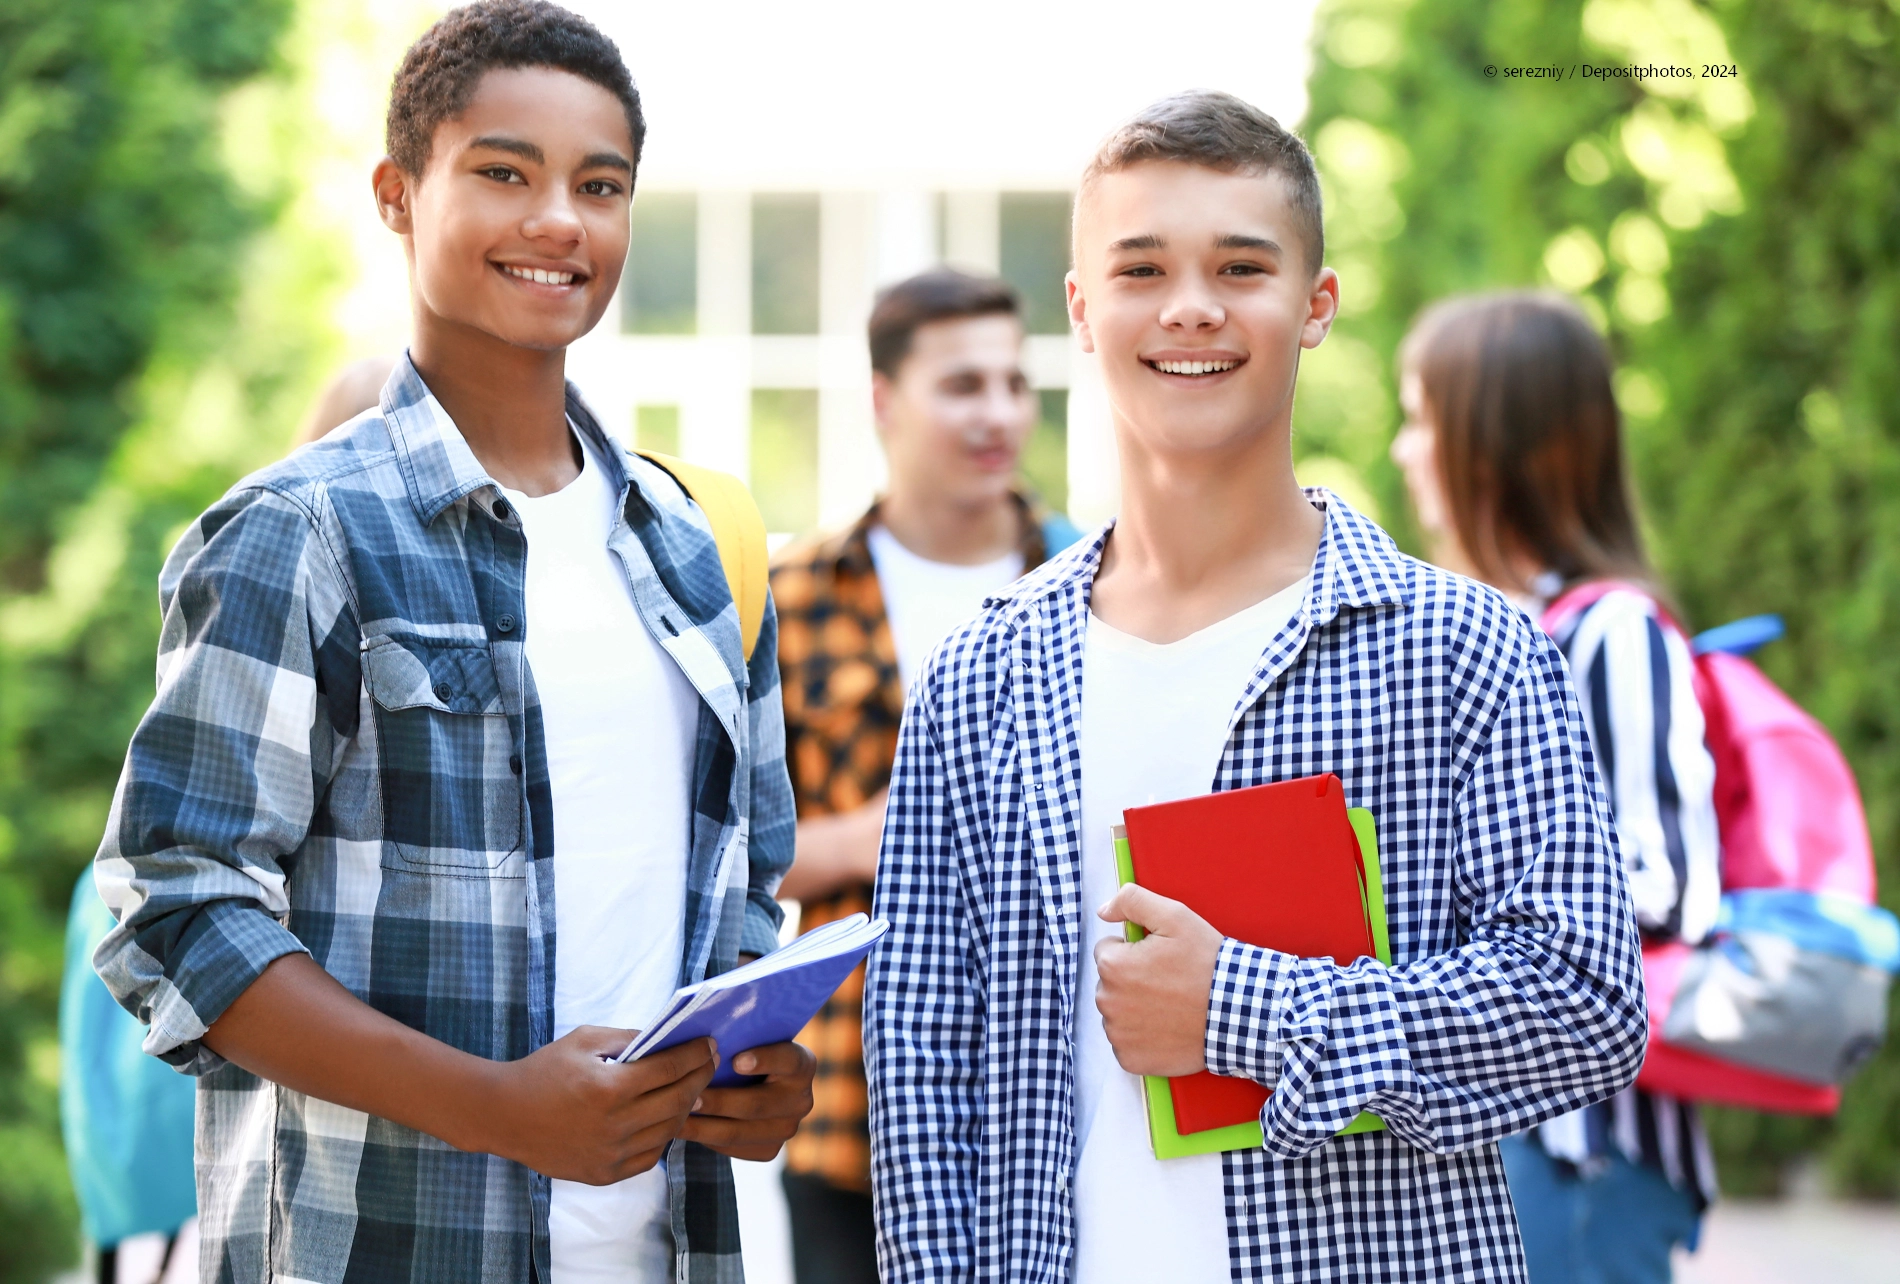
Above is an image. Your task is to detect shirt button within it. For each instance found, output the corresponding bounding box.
[433,681,452,703]
[496,614,516,633]
[509,754,523,776]
[492,499,512,521]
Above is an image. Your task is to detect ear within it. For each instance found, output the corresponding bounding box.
[1066,270,1095,355]
[373,158,415,236]
[1300,267,1341,350]
[870,371,896,440]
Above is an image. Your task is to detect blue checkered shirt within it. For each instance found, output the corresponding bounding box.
[93,359,794,1283]
[864,494,1646,1283]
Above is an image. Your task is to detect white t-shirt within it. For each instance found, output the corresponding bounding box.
[866,523,1025,691]
[1073,576,1309,1283]
[506,437,700,1284]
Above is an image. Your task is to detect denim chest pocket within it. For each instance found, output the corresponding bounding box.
[362,634,523,872]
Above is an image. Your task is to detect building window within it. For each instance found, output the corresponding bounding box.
[750,389,819,533]
[635,405,680,455]
[1000,192,1073,335]
[622,193,697,334]
[752,194,821,335]
[1020,389,1068,512]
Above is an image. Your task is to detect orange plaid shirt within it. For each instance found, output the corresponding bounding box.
[772,496,1067,1191]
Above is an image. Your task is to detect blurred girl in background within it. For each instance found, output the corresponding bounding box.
[1391,292,1719,1283]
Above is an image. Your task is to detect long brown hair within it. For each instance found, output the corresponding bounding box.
[1402,291,1654,596]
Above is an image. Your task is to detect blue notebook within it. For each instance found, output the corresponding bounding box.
[614,913,889,1085]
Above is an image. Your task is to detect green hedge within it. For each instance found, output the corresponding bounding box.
[0,1,301,1274]
[1303,0,1900,1197]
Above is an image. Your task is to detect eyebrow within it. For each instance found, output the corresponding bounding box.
[468,135,544,163]
[1106,232,1284,253]
[464,139,632,174]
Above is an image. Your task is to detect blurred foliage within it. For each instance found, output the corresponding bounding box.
[1305,0,1900,1198]
[0,0,341,1272]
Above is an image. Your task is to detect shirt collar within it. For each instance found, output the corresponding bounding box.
[818,489,1057,576]
[378,351,632,527]
[986,488,1415,621]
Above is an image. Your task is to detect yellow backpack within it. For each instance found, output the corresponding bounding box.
[635,451,769,662]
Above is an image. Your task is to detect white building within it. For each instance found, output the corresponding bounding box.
[559,0,1323,535]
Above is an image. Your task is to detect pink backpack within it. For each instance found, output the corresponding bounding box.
[1543,583,1896,1114]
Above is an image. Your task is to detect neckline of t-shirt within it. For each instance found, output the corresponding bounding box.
[499,425,604,509]
[867,522,1024,579]
[1087,575,1309,656]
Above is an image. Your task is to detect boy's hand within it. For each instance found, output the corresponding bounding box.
[1094,885,1224,1076]
[680,1041,818,1161]
[482,1027,718,1185]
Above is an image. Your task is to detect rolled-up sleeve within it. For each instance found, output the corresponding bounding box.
[93,488,351,1074]
[1202,633,1647,1157]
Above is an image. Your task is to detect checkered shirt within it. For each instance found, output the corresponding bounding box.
[864,493,1647,1283]
[92,357,794,1284]
[771,497,1078,1193]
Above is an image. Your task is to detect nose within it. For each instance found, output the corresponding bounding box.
[521,183,585,248]
[1156,273,1225,331]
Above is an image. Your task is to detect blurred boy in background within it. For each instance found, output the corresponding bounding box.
[770,268,1080,1284]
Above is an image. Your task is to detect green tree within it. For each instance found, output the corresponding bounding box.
[0,1,315,1272]
[1302,0,1900,1196]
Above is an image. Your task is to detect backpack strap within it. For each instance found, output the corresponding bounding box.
[635,450,768,662]
[1540,579,1685,644]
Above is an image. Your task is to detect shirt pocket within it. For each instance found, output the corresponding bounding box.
[361,633,523,872]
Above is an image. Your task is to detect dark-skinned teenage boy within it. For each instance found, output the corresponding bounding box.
[90,5,811,1282]
[865,92,1646,1283]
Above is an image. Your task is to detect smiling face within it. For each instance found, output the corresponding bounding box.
[1067,161,1338,458]
[375,66,635,353]
[874,313,1038,512]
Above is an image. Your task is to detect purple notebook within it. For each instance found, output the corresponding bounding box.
[614,914,888,1085]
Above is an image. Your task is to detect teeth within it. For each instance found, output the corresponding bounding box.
[1153,359,1239,375]
[505,266,576,285]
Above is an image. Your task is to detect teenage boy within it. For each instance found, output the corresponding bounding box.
[91,5,812,1282]
[864,92,1647,1283]
[770,268,1081,1283]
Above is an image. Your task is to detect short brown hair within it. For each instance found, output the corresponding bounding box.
[386,1,644,179]
[867,269,1021,378]
[1079,90,1325,272]
[1402,291,1654,595]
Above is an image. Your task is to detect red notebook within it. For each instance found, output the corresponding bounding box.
[1121,773,1377,1135]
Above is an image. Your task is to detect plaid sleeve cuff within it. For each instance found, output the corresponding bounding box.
[740,891,783,960]
[98,896,309,1075]
[1204,937,1287,1088]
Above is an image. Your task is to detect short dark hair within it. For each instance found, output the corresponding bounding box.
[1079,90,1324,272]
[867,269,1021,378]
[386,1,644,180]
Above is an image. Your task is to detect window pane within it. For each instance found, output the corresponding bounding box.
[1000,192,1073,335]
[752,194,821,335]
[1019,389,1068,513]
[750,389,819,533]
[635,405,680,455]
[624,193,697,334]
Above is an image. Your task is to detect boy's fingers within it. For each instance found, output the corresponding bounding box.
[1097,883,1189,933]
[618,1036,717,1088]
[729,1040,812,1079]
[568,1024,641,1058]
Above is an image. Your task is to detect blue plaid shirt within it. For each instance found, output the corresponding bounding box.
[93,358,794,1284]
[864,494,1646,1283]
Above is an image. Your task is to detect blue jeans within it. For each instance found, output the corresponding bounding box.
[1500,1133,1702,1284]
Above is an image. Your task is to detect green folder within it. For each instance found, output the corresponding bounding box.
[1111,808,1393,1159]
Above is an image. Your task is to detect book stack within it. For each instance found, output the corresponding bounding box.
[1111,772,1392,1158]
